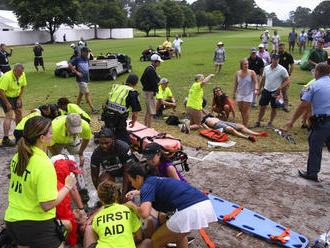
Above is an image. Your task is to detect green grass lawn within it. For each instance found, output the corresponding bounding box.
[2,27,314,152]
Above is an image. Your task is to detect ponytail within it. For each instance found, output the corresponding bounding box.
[126,162,156,180]
[16,116,51,176]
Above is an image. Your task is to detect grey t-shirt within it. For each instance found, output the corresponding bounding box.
[263,64,289,92]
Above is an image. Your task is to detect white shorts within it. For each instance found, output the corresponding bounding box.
[272,43,279,51]
[166,200,217,233]
[237,93,253,103]
[263,43,269,50]
[77,82,89,94]
[214,62,224,65]
[175,47,181,54]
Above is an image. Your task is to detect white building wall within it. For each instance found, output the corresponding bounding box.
[0,28,134,46]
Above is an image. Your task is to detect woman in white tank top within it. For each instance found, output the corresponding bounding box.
[233,58,259,127]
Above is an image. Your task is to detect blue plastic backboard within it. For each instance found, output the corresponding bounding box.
[207,193,309,248]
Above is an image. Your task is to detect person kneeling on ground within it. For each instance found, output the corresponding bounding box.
[83,181,151,248]
[52,155,87,248]
[126,162,217,248]
[201,114,268,142]
[155,78,176,119]
[142,142,186,182]
[14,108,41,143]
[58,97,91,123]
[90,128,134,203]
[211,87,236,122]
[39,103,60,120]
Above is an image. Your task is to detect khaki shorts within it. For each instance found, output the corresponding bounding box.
[144,91,157,115]
[186,106,202,125]
[77,82,89,94]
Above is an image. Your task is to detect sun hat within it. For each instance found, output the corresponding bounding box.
[151,54,164,62]
[66,113,82,134]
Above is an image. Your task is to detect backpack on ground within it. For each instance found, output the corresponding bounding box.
[200,129,228,142]
[166,115,180,126]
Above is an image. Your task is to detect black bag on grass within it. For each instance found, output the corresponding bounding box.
[166,115,180,126]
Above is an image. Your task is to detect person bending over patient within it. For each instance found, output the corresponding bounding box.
[201,114,268,142]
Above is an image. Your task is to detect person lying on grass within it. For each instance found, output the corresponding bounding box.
[201,113,268,142]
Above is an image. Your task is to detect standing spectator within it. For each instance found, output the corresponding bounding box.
[324,28,330,47]
[155,78,176,118]
[260,30,270,50]
[90,128,134,202]
[4,116,77,248]
[48,114,92,167]
[0,43,13,74]
[286,63,330,182]
[0,63,26,146]
[248,48,264,108]
[233,58,259,127]
[63,33,66,42]
[33,42,45,72]
[186,74,214,131]
[257,44,271,65]
[288,28,297,53]
[278,43,295,112]
[173,34,183,58]
[80,37,87,47]
[251,54,290,129]
[213,41,226,74]
[141,54,162,128]
[298,30,308,54]
[312,29,318,49]
[307,28,313,47]
[271,30,281,54]
[70,43,79,60]
[309,40,328,71]
[211,87,236,121]
[104,74,141,143]
[69,47,98,114]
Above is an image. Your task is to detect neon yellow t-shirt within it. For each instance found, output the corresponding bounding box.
[15,112,41,131]
[60,103,90,121]
[5,146,58,222]
[50,115,92,146]
[92,203,141,248]
[156,85,173,100]
[0,70,27,98]
[186,82,203,110]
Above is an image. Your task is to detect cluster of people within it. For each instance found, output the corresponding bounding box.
[160,35,184,59]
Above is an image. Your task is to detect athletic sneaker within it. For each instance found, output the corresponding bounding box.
[2,137,15,147]
[248,136,256,142]
[250,122,260,129]
[167,237,195,247]
[266,122,273,129]
[153,114,161,120]
[91,108,99,114]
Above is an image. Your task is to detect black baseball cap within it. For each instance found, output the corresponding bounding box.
[99,128,115,138]
[142,143,163,160]
[271,53,280,59]
[126,74,139,85]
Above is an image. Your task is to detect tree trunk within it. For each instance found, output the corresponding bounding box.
[110,28,112,39]
[146,30,150,37]
[183,26,186,36]
[154,28,156,36]
[94,24,98,39]
[245,23,248,29]
[197,26,200,33]
[255,24,258,30]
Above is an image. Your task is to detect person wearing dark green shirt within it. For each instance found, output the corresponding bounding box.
[309,40,328,70]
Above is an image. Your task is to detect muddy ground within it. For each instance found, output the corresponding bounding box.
[0,118,329,248]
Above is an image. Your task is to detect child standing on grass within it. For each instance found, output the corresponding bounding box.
[213,41,226,74]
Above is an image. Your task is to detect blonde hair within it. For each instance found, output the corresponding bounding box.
[240,58,248,70]
[16,116,51,176]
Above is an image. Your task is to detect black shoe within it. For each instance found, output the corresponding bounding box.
[283,108,289,113]
[2,137,15,147]
[153,114,161,120]
[298,170,318,182]
[250,122,260,129]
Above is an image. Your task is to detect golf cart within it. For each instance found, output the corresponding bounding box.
[89,53,132,81]
[140,46,157,62]
[54,61,75,78]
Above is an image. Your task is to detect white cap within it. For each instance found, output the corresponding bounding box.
[217,41,223,45]
[35,42,39,45]
[70,43,75,47]
[151,54,163,62]
[320,28,324,31]
[265,30,269,33]
[78,41,83,45]
[32,108,41,113]
[160,78,168,84]
[258,43,264,48]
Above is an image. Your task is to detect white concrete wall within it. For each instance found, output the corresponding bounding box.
[0,28,134,46]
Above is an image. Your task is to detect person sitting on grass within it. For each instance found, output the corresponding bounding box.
[83,181,151,248]
[211,86,236,122]
[125,162,217,248]
[142,142,186,182]
[155,78,176,119]
[201,113,268,142]
[58,97,91,123]
[39,103,60,120]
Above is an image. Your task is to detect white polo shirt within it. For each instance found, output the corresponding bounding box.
[263,64,289,92]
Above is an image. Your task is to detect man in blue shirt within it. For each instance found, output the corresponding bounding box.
[286,63,330,181]
[69,47,98,114]
[288,28,297,53]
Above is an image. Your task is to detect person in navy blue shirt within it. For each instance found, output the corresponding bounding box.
[69,47,98,114]
[286,63,330,182]
[125,162,217,248]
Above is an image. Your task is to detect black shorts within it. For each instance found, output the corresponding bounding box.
[289,41,295,46]
[0,65,11,73]
[259,89,278,108]
[34,57,44,66]
[0,96,22,113]
[5,219,61,248]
